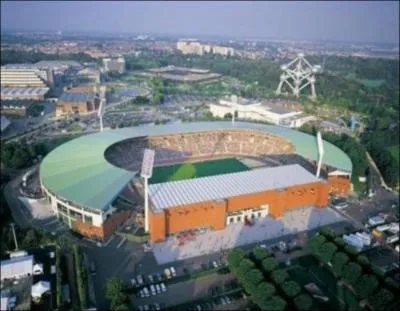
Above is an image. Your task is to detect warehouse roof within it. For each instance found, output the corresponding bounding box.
[40,121,352,213]
[149,164,321,212]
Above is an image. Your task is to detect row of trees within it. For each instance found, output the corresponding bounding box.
[73,245,88,310]
[227,247,314,311]
[308,227,398,310]
[105,277,131,311]
[1,141,48,169]
[1,49,97,66]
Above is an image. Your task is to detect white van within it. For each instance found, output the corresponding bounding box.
[170,266,176,277]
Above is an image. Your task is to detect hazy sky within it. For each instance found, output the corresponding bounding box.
[1,1,399,43]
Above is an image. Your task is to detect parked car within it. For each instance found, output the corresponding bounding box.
[170,266,176,277]
[160,282,167,292]
[154,303,161,311]
[148,274,154,283]
[131,278,137,287]
[150,285,156,296]
[164,268,172,279]
[156,273,163,282]
[225,296,231,304]
[137,275,144,286]
[155,284,161,294]
[212,261,218,268]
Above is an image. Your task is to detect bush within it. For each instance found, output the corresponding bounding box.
[333,237,346,248]
[258,295,287,311]
[308,234,327,252]
[316,242,338,263]
[227,248,246,268]
[105,277,129,307]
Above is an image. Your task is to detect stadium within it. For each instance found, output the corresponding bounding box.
[39,121,352,244]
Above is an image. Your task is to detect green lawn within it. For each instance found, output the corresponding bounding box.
[149,158,249,184]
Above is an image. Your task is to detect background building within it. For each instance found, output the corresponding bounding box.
[102,57,125,74]
[209,95,314,128]
[177,40,235,56]
[56,85,101,117]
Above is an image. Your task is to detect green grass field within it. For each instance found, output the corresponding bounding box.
[149,158,249,184]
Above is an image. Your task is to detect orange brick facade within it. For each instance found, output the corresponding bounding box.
[74,210,131,241]
[148,181,329,243]
[327,176,351,195]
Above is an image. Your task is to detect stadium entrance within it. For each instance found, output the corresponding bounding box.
[226,205,269,225]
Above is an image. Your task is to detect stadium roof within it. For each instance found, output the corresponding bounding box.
[40,121,352,212]
[1,116,11,132]
[149,164,321,212]
[1,87,49,97]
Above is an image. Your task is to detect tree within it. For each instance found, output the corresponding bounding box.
[252,246,271,262]
[353,274,379,299]
[227,248,246,268]
[258,295,287,311]
[342,262,362,286]
[367,288,395,310]
[254,282,276,301]
[22,228,41,249]
[331,252,349,277]
[315,242,338,263]
[105,277,127,307]
[333,237,346,248]
[243,269,264,286]
[281,280,301,298]
[308,234,327,252]
[356,255,370,269]
[320,227,337,240]
[343,245,359,258]
[294,293,313,311]
[271,269,289,285]
[261,257,280,274]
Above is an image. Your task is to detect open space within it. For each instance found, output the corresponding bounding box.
[153,206,346,264]
[149,158,249,184]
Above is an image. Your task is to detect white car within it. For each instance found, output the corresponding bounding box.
[154,303,161,311]
[148,274,154,283]
[225,296,231,304]
[131,278,137,287]
[212,261,218,268]
[170,266,176,277]
[150,285,156,296]
[155,284,161,294]
[137,275,144,286]
[160,282,167,292]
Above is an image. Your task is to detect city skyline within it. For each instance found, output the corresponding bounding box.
[1,1,399,44]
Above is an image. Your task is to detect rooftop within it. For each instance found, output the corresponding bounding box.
[149,164,321,212]
[39,121,352,212]
[1,87,49,97]
[59,92,96,102]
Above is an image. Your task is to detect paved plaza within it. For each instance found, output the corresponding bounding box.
[153,206,345,264]
[18,196,55,219]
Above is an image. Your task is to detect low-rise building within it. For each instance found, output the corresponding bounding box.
[56,85,102,117]
[209,95,309,128]
[177,40,235,56]
[103,57,125,74]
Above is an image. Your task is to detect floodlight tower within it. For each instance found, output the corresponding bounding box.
[97,85,106,132]
[316,131,324,178]
[141,149,155,233]
[276,53,320,100]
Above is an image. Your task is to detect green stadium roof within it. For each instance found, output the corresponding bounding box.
[40,121,352,212]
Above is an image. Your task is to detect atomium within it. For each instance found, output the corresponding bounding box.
[276,53,321,100]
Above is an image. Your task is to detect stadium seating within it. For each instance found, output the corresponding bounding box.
[104,130,297,171]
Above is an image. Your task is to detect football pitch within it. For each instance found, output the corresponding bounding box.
[149,158,249,184]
